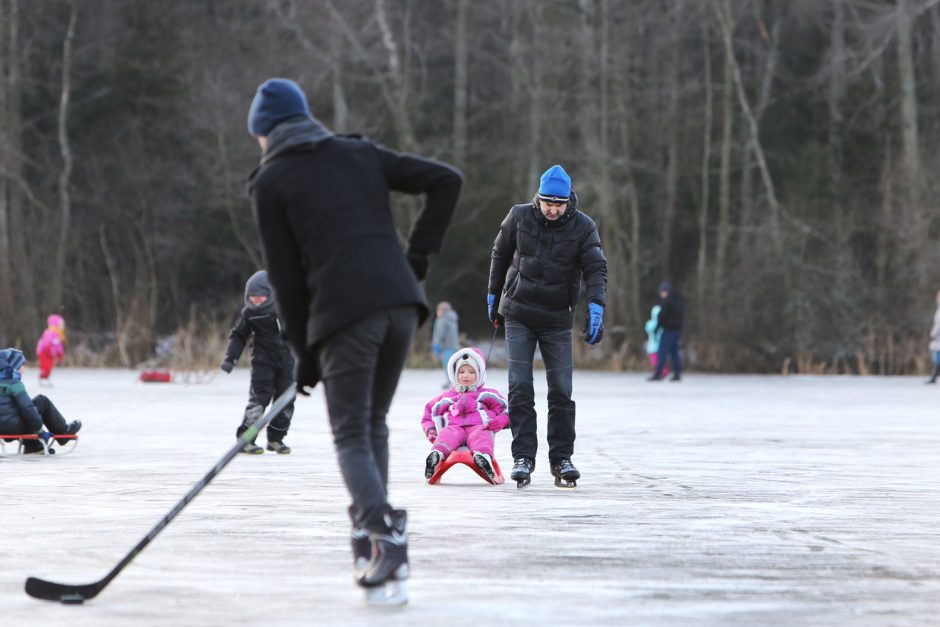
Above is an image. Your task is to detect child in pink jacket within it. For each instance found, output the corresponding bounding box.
[35,314,66,385]
[421,347,509,483]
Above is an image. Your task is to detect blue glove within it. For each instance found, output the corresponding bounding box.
[583,303,604,345]
[432,343,442,356]
[487,294,504,328]
[38,431,52,443]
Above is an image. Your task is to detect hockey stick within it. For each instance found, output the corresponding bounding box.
[25,383,298,604]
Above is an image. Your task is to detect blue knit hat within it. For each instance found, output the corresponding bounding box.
[0,347,25,380]
[538,165,571,203]
[247,78,311,137]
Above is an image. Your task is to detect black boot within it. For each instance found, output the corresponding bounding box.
[472,452,497,484]
[510,456,535,489]
[424,450,442,480]
[56,420,81,447]
[550,458,580,488]
[928,364,940,384]
[358,509,409,589]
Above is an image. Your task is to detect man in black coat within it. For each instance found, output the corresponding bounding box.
[650,282,683,381]
[487,164,607,489]
[246,78,461,601]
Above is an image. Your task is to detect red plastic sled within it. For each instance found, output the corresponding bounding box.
[0,433,79,456]
[139,368,172,383]
[427,450,505,485]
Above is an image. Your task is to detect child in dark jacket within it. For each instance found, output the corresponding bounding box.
[0,348,81,453]
[220,270,296,454]
[421,347,509,482]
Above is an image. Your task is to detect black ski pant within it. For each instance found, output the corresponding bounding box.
[236,357,296,443]
[317,306,417,533]
[505,318,575,464]
[2,395,71,452]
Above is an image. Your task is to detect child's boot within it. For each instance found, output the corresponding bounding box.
[424,450,442,480]
[472,452,497,484]
[266,440,291,454]
[56,420,81,447]
[927,364,940,384]
[240,441,264,454]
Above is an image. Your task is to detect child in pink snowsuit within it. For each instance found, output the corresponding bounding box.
[421,347,509,483]
[35,315,66,384]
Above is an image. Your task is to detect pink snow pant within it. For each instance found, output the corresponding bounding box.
[431,424,495,457]
[648,353,669,377]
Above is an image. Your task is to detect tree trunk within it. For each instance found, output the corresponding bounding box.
[0,0,11,344]
[375,0,416,151]
[896,0,924,281]
[713,0,734,298]
[452,0,469,167]
[661,4,681,279]
[3,0,36,345]
[696,13,713,329]
[51,0,77,309]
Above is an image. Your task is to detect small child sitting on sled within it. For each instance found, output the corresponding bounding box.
[0,348,81,453]
[420,347,508,483]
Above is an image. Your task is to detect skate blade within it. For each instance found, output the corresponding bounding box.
[553,477,577,489]
[364,579,408,606]
[515,478,531,489]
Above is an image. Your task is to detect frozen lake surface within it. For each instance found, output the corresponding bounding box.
[2,367,939,626]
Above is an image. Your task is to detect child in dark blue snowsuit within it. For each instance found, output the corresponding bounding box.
[220,270,296,454]
[0,348,81,453]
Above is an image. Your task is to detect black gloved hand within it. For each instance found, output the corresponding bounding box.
[406,251,428,281]
[220,360,234,374]
[295,352,321,396]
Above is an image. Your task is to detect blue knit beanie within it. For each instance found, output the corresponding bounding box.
[247,78,311,137]
[538,165,572,202]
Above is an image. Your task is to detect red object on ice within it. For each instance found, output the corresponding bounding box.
[139,369,172,383]
[427,449,504,485]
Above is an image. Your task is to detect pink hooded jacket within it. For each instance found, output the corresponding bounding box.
[36,314,66,359]
[420,347,509,436]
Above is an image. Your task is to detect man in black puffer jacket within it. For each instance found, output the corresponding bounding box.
[247,78,461,601]
[220,270,295,454]
[488,164,607,489]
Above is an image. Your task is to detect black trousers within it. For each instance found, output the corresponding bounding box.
[505,319,576,463]
[317,306,417,533]
[237,357,296,442]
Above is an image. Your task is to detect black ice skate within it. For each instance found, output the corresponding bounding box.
[550,458,580,489]
[424,450,442,481]
[472,452,497,484]
[55,420,81,447]
[510,456,535,489]
[358,509,409,606]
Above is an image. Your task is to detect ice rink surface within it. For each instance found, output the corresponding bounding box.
[2,367,939,626]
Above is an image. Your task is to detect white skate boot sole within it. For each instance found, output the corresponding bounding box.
[363,565,409,606]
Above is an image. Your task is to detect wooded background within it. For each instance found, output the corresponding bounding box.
[1,0,938,373]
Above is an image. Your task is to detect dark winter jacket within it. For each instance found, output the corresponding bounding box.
[0,381,43,433]
[656,291,684,332]
[249,119,462,359]
[488,192,607,329]
[224,271,294,370]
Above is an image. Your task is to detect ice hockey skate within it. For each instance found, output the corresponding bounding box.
[510,456,535,489]
[550,458,580,489]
